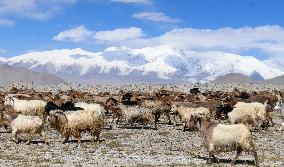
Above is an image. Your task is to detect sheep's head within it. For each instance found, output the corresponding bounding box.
[45,102,60,115]
[48,111,67,129]
[4,97,14,106]
[1,111,19,124]
[170,103,178,113]
[274,97,283,111]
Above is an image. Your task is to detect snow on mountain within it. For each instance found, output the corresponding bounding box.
[0,45,283,83]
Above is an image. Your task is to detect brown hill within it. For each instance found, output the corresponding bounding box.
[0,64,64,85]
[213,73,255,84]
[262,75,284,85]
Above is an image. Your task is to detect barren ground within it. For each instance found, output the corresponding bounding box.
[0,83,283,167]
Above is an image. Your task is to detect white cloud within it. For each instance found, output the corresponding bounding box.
[0,18,14,26]
[0,0,77,20]
[156,26,284,55]
[94,27,144,41]
[95,25,284,61]
[53,25,93,42]
[53,26,144,42]
[53,25,284,60]
[133,12,180,23]
[110,0,152,5]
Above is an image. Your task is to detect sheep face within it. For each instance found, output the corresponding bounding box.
[170,103,179,113]
[4,97,14,106]
[274,101,283,111]
[45,102,60,115]
[48,112,67,129]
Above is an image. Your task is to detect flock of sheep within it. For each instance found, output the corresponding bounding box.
[0,87,284,166]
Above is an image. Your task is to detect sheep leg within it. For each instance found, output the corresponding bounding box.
[152,121,157,130]
[267,114,274,126]
[154,113,160,123]
[11,129,19,144]
[211,154,218,163]
[231,147,242,165]
[75,134,82,144]
[40,131,49,145]
[91,128,100,143]
[253,150,259,167]
[207,151,214,164]
[61,135,69,144]
[95,133,100,142]
[25,133,32,145]
[182,123,186,132]
[112,118,118,129]
[166,113,172,125]
[249,140,259,167]
[173,114,178,126]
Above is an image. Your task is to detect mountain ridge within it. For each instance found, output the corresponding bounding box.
[0,64,65,85]
[0,46,283,84]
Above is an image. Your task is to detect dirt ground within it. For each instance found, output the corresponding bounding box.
[0,83,283,167]
[0,115,283,167]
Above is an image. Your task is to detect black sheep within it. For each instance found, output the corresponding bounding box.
[215,103,234,120]
[45,101,83,114]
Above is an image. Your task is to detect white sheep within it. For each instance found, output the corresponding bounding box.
[228,101,268,128]
[1,112,48,144]
[273,101,284,131]
[115,104,157,129]
[48,110,103,143]
[74,102,106,118]
[4,96,46,119]
[75,102,108,128]
[171,102,210,131]
[196,117,259,166]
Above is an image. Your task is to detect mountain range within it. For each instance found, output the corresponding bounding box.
[0,45,283,84]
[0,64,64,85]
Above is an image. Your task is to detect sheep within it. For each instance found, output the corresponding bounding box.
[45,101,83,114]
[74,102,107,118]
[190,87,201,94]
[273,101,284,131]
[137,99,172,124]
[1,111,49,144]
[215,103,234,120]
[228,101,268,128]
[196,93,206,102]
[171,102,210,131]
[48,110,103,143]
[4,95,46,119]
[273,100,284,119]
[75,102,109,128]
[114,104,157,129]
[195,117,259,166]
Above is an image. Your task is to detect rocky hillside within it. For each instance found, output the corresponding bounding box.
[0,64,64,85]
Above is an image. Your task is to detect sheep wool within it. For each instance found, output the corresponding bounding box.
[228,102,267,127]
[49,110,103,143]
[8,114,48,144]
[4,97,46,119]
[210,124,251,151]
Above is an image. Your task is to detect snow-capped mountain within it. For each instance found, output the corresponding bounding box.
[0,45,283,84]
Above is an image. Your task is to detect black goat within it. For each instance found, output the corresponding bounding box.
[215,103,234,120]
[45,101,83,114]
[190,88,201,95]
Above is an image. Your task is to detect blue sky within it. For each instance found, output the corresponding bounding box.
[1,0,284,59]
